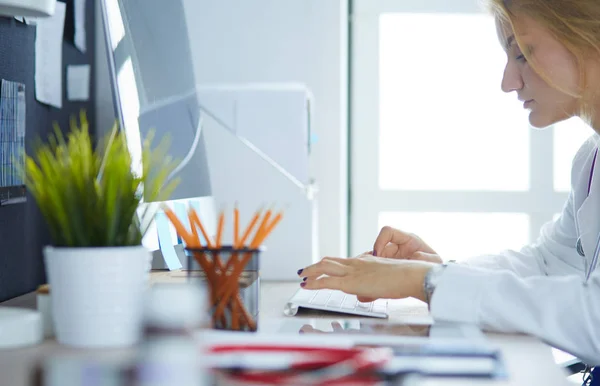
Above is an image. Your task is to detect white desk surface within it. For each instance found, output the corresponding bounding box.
[0,271,571,386]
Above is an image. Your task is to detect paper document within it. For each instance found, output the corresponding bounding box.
[174,202,190,246]
[155,211,183,270]
[35,1,66,109]
[0,80,26,188]
[67,65,90,101]
[74,0,86,52]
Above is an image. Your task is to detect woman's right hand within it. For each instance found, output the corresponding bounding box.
[372,226,442,264]
[352,226,442,303]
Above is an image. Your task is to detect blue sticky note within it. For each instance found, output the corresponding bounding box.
[155,212,182,270]
[174,202,189,246]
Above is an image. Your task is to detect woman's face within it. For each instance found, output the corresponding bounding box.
[496,14,580,128]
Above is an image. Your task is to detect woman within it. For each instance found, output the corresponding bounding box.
[298,0,600,370]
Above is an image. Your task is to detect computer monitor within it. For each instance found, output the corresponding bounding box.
[99,0,318,278]
[99,0,214,268]
[99,0,212,198]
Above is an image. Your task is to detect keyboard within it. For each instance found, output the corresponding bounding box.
[284,288,388,318]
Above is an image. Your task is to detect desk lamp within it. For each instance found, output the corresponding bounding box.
[138,86,317,271]
[198,89,317,200]
[144,85,317,198]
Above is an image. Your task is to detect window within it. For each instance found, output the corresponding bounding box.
[379,13,529,192]
[350,0,582,257]
[379,212,529,261]
[553,117,594,192]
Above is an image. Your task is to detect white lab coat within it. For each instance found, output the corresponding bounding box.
[430,133,600,366]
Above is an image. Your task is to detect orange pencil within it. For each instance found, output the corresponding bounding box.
[250,208,273,247]
[216,210,225,248]
[225,208,263,272]
[239,208,263,247]
[187,208,201,248]
[234,203,240,247]
[189,209,214,249]
[230,205,240,329]
[162,206,194,244]
[232,203,242,330]
[214,209,226,279]
[188,208,231,326]
[216,209,284,323]
[253,211,283,247]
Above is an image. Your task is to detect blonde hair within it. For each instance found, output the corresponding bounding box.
[488,0,600,121]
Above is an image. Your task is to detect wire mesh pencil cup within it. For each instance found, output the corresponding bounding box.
[185,246,260,332]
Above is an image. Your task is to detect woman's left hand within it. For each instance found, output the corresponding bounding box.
[297,255,436,302]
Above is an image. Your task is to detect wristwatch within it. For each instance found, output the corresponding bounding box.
[423,263,448,307]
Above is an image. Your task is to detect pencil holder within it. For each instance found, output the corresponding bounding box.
[185,246,260,332]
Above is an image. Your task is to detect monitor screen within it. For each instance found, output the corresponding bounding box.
[99,0,212,201]
[99,0,214,267]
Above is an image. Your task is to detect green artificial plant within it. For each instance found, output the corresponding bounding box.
[23,111,180,247]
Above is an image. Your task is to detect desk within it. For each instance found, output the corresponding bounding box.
[0,272,571,386]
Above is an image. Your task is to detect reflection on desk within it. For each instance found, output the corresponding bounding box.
[0,275,573,386]
[201,317,507,381]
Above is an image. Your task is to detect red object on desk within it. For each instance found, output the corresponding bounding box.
[207,343,392,385]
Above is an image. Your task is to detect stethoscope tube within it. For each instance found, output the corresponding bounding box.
[577,147,600,282]
[585,233,600,282]
[579,234,600,282]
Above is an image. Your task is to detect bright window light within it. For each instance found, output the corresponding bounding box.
[378,212,530,262]
[379,13,530,191]
[553,117,594,192]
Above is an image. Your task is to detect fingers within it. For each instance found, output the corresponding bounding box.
[381,243,400,258]
[299,258,349,279]
[373,226,412,257]
[411,251,443,264]
[302,275,345,291]
[322,256,351,265]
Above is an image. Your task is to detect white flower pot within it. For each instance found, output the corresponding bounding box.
[43,245,151,348]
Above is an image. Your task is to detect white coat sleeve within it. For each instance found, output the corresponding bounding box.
[459,190,585,278]
[430,263,600,366]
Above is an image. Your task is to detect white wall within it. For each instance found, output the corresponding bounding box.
[96,1,349,272]
[182,0,349,261]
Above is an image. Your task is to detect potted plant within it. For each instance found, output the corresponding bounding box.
[22,112,179,347]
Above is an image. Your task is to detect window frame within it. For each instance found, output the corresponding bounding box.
[349,0,569,256]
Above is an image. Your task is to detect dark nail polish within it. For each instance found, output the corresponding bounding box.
[297,269,303,275]
[300,282,306,287]
[373,250,377,256]
[303,277,307,282]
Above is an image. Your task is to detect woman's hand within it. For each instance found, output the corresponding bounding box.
[373,226,442,264]
[297,255,435,303]
[350,226,441,303]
